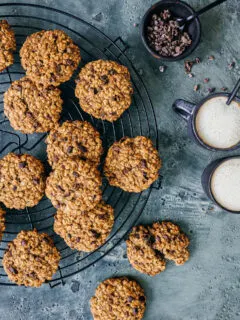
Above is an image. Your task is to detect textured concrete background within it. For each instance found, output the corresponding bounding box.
[1,0,240,319]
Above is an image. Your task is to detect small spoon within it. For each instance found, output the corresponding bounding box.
[226,78,240,105]
[177,0,228,31]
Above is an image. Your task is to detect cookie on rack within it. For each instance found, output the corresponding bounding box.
[4,77,63,133]
[46,158,102,212]
[0,207,6,242]
[0,20,16,72]
[54,201,114,252]
[75,60,133,122]
[151,221,190,265]
[104,136,161,192]
[0,153,46,210]
[126,225,166,276]
[20,30,81,87]
[90,277,146,320]
[46,120,103,168]
[3,229,60,287]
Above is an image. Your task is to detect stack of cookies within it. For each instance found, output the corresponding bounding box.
[0,22,167,298]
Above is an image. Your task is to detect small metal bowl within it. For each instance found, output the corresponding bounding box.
[141,0,201,61]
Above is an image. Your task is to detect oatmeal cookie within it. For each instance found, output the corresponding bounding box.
[20,30,81,87]
[90,277,146,320]
[104,136,161,192]
[46,120,103,168]
[54,201,114,252]
[0,153,46,210]
[0,20,16,72]
[45,158,102,212]
[151,221,190,265]
[75,60,133,122]
[126,225,166,276]
[4,77,63,133]
[0,207,6,242]
[3,229,60,287]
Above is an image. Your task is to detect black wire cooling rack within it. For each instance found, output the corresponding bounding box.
[0,3,160,287]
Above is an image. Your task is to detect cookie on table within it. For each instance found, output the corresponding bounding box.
[46,120,103,168]
[46,158,102,212]
[126,225,166,276]
[104,136,161,192]
[3,229,60,287]
[0,207,6,242]
[75,60,133,122]
[0,20,16,72]
[54,201,114,252]
[151,221,190,265]
[4,77,63,133]
[90,277,146,320]
[20,30,81,87]
[0,153,46,210]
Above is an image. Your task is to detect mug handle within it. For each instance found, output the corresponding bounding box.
[172,99,196,122]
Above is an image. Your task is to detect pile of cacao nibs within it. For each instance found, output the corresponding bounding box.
[147,9,192,57]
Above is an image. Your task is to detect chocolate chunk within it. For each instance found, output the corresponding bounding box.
[73,171,79,177]
[140,159,147,168]
[76,143,87,153]
[93,88,98,94]
[67,146,73,153]
[139,295,145,302]
[100,75,109,84]
[128,296,134,302]
[109,69,117,75]
[90,230,101,238]
[19,161,27,169]
[21,240,27,246]
[57,185,65,192]
[8,266,18,274]
[66,59,74,66]
[75,237,80,243]
[33,178,40,185]
[12,185,17,191]
[42,237,50,243]
[143,172,148,180]
[133,308,138,315]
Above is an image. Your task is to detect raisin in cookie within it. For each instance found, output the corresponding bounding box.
[20,30,81,87]
[104,136,161,192]
[0,153,46,210]
[46,120,103,168]
[0,20,16,72]
[46,158,102,212]
[4,77,63,133]
[3,229,60,287]
[90,277,146,320]
[54,201,114,252]
[75,60,133,122]
[151,221,190,265]
[126,225,166,276]
[0,207,6,242]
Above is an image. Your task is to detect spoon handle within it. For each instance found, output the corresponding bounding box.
[226,78,240,106]
[186,0,228,23]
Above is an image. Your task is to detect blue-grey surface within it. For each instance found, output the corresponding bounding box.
[1,0,240,319]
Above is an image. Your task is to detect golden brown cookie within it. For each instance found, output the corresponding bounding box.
[0,153,46,210]
[75,60,133,122]
[90,277,146,320]
[20,30,81,87]
[0,20,16,72]
[54,201,114,252]
[104,136,161,192]
[126,225,166,276]
[4,77,63,133]
[0,207,6,242]
[46,158,102,212]
[46,120,103,168]
[151,221,190,265]
[3,229,60,287]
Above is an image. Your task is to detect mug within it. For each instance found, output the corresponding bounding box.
[172,93,240,151]
[201,156,240,214]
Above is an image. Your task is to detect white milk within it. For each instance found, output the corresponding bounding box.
[211,158,240,211]
[196,96,240,149]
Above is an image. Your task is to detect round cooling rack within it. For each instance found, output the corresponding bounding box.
[0,3,160,287]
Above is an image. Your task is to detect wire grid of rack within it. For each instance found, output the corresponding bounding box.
[0,3,160,287]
